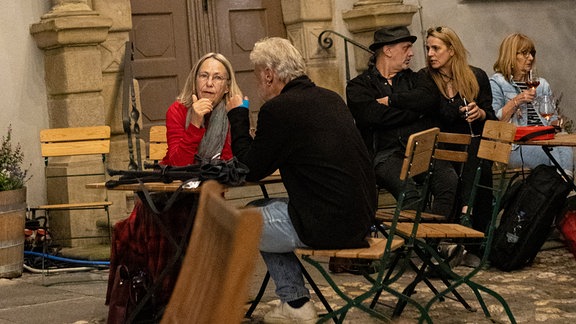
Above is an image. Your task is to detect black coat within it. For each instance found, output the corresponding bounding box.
[346,66,440,161]
[228,76,376,249]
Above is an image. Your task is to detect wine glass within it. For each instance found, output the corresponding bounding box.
[461,98,477,137]
[537,95,557,126]
[526,69,540,89]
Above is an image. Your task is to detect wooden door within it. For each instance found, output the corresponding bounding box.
[130,0,193,138]
[213,0,286,122]
[130,0,285,135]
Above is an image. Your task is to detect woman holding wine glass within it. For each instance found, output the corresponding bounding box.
[424,26,497,237]
[490,33,573,175]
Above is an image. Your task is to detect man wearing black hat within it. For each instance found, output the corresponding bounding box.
[346,26,459,219]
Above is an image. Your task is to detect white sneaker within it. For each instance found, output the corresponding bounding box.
[263,300,319,324]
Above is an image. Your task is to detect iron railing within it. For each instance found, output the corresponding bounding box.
[317,29,373,82]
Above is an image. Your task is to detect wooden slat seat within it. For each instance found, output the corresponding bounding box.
[296,237,404,260]
[386,222,485,239]
[375,209,447,222]
[36,201,113,210]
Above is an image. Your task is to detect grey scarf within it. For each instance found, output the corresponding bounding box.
[187,100,228,161]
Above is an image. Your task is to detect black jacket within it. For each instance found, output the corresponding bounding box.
[421,66,497,135]
[228,76,376,249]
[346,66,440,161]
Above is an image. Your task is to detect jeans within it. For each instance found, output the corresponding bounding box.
[509,145,574,176]
[254,199,310,303]
[374,152,458,218]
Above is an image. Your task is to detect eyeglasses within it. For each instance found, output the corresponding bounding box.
[197,73,228,84]
[517,49,536,58]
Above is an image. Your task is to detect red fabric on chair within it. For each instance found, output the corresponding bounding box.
[105,193,198,323]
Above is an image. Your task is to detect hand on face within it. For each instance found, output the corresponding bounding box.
[188,94,213,128]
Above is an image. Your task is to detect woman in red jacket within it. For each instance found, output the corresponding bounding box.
[162,52,244,165]
[106,53,245,323]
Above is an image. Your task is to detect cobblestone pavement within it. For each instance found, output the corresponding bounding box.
[243,244,576,323]
[1,244,575,323]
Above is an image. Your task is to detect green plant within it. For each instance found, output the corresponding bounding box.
[0,125,30,191]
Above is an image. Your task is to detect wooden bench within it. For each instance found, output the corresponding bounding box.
[29,126,112,249]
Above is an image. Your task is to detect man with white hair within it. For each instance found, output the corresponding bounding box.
[227,37,376,323]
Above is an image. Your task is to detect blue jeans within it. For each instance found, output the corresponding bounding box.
[509,145,574,176]
[253,198,310,303]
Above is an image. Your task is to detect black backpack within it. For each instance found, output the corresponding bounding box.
[490,164,571,271]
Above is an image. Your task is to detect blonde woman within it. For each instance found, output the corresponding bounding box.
[106,53,246,322]
[162,52,245,166]
[424,26,497,235]
[491,33,573,175]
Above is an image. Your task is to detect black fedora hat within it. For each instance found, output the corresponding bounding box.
[369,26,417,51]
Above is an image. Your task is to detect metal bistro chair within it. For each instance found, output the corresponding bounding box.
[384,120,517,323]
[295,127,441,323]
[161,180,263,324]
[372,132,474,314]
[375,131,472,223]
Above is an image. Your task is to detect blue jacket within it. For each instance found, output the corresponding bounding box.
[489,72,553,126]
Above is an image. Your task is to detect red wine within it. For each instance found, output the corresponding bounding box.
[526,80,540,88]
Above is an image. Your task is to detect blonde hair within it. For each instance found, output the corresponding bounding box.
[493,33,536,81]
[177,52,242,107]
[426,26,479,101]
[249,37,305,83]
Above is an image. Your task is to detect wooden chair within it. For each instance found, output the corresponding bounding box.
[149,125,167,163]
[28,126,112,267]
[383,121,517,322]
[295,127,441,323]
[161,180,263,324]
[375,132,471,223]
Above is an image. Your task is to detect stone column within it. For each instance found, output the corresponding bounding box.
[343,0,418,72]
[30,0,113,247]
[281,0,343,95]
[91,0,138,224]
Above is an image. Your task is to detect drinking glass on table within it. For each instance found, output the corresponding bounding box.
[537,95,557,126]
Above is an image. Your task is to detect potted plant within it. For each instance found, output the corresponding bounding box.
[0,125,30,278]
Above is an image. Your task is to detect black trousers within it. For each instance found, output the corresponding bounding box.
[375,152,459,218]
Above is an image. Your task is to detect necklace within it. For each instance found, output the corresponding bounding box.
[439,71,453,83]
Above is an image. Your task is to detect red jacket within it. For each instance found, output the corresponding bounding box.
[161,101,233,166]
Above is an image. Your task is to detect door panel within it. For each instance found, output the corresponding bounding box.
[214,0,286,117]
[130,0,285,135]
[130,0,192,134]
